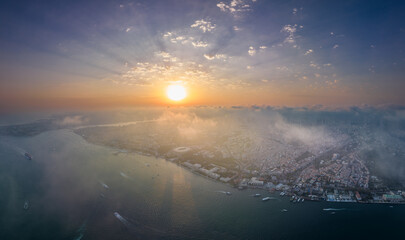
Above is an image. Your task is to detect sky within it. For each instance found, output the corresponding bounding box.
[0,0,405,111]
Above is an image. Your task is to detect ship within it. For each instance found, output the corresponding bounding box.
[226,192,232,195]
[262,197,271,201]
[254,193,261,197]
[24,153,32,160]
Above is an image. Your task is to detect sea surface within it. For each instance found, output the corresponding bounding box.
[0,129,404,240]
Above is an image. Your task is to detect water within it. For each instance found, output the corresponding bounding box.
[0,129,404,239]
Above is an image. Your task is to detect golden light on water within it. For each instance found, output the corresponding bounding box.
[166,85,187,101]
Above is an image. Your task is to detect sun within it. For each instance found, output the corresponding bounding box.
[166,85,187,101]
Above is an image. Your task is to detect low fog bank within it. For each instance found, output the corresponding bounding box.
[70,105,405,186]
[2,105,405,185]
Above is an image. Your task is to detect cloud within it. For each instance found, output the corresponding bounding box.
[204,53,227,60]
[157,110,217,140]
[309,62,320,69]
[192,41,208,48]
[248,46,256,56]
[155,51,177,62]
[276,66,289,71]
[304,49,313,55]
[217,0,255,17]
[125,27,131,32]
[333,44,339,49]
[163,32,173,37]
[281,24,298,44]
[55,115,88,126]
[191,19,216,33]
[119,54,217,86]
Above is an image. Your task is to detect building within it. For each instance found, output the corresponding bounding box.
[382,194,403,203]
[248,177,264,186]
[355,191,362,201]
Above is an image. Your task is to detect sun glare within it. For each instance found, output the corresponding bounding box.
[166,85,187,101]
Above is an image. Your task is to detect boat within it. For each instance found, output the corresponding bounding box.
[280,192,285,196]
[24,153,32,160]
[281,209,288,212]
[254,193,261,197]
[262,197,271,201]
[226,192,232,195]
[23,200,29,210]
[100,181,109,189]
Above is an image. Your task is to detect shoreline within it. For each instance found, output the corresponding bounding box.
[89,140,405,206]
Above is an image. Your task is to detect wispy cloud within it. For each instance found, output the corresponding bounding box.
[304,49,313,55]
[204,53,227,60]
[217,0,255,17]
[120,60,215,86]
[233,26,242,31]
[155,51,177,62]
[192,41,208,48]
[281,24,298,44]
[248,46,256,56]
[191,19,216,33]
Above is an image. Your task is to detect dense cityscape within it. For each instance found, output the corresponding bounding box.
[74,108,405,205]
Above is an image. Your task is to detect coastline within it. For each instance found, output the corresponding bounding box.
[74,129,405,206]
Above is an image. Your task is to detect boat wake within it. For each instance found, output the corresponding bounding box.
[262,197,279,201]
[114,212,139,231]
[215,191,232,195]
[120,172,131,179]
[72,222,87,240]
[99,181,109,189]
[323,208,346,211]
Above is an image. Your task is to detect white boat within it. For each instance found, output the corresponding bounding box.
[99,181,109,189]
[281,209,288,212]
[226,192,232,195]
[262,197,271,201]
[254,193,261,197]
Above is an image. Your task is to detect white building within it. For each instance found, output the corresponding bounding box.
[248,177,264,186]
